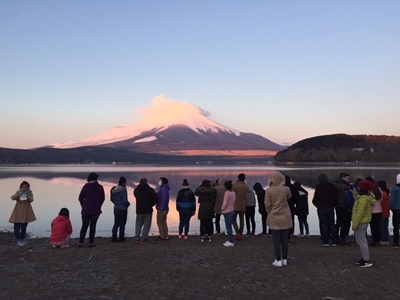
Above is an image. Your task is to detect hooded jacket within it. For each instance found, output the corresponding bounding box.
[78,181,105,215]
[195,185,216,220]
[50,215,73,243]
[352,193,376,227]
[176,188,196,212]
[245,187,256,207]
[156,184,170,211]
[134,183,158,214]
[232,181,249,211]
[390,184,400,211]
[214,177,227,214]
[265,172,293,230]
[111,185,130,210]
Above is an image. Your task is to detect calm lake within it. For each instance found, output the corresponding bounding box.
[1,164,399,238]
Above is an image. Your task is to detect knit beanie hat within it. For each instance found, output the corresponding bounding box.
[397,174,400,184]
[358,180,375,192]
[182,179,190,188]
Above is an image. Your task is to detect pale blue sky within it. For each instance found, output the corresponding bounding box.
[1,1,399,149]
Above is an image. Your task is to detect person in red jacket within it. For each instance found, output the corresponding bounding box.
[50,208,73,248]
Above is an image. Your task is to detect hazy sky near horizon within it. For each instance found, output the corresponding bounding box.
[1,1,399,149]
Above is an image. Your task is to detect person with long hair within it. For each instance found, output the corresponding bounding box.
[221,180,235,247]
[377,180,390,245]
[195,179,217,242]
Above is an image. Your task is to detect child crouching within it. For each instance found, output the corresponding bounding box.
[50,208,73,248]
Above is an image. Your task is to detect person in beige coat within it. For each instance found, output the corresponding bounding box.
[9,181,37,246]
[265,172,292,267]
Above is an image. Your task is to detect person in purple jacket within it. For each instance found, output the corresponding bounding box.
[156,177,170,241]
[78,172,105,248]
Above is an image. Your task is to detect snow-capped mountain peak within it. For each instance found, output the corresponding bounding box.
[53,95,240,149]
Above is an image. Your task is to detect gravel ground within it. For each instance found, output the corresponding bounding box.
[0,232,399,300]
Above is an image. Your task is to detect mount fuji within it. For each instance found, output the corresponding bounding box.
[51,95,283,157]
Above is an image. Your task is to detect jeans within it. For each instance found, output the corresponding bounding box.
[112,208,128,239]
[298,215,309,235]
[272,229,290,260]
[14,223,28,240]
[393,211,400,246]
[335,207,351,240]
[380,217,389,243]
[135,213,153,241]
[200,219,213,237]
[232,210,245,235]
[318,207,338,244]
[245,206,256,234]
[157,210,169,239]
[79,214,100,244]
[223,211,234,243]
[215,214,221,234]
[369,212,382,244]
[178,210,192,235]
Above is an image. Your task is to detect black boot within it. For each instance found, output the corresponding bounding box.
[111,235,118,242]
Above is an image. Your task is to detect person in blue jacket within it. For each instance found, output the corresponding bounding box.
[157,177,170,241]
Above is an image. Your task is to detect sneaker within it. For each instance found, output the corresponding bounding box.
[21,240,28,245]
[332,244,337,247]
[272,259,283,267]
[321,243,330,247]
[298,234,304,237]
[233,234,242,240]
[208,238,212,242]
[245,232,251,236]
[217,232,221,236]
[282,259,288,266]
[178,234,182,239]
[60,244,70,248]
[391,244,400,248]
[184,235,189,240]
[355,259,364,266]
[358,260,373,267]
[201,238,205,243]
[305,234,310,237]
[16,241,25,247]
[223,241,234,247]
[258,233,267,236]
[52,245,57,248]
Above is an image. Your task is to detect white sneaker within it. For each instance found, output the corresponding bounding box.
[223,241,234,247]
[272,259,283,267]
[21,240,28,245]
[16,241,25,247]
[298,234,304,237]
[60,244,70,248]
[282,259,288,266]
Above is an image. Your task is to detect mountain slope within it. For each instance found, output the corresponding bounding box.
[52,95,283,153]
[274,134,400,162]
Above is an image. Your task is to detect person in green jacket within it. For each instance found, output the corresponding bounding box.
[352,180,376,268]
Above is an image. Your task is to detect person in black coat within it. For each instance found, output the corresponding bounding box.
[253,182,270,236]
[285,176,299,240]
[133,178,158,243]
[293,181,309,237]
[195,179,217,242]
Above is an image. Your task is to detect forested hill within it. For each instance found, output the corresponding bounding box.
[274,134,400,163]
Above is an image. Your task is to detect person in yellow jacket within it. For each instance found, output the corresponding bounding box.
[352,180,376,267]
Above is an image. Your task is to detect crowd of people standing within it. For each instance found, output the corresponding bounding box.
[8,171,400,268]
